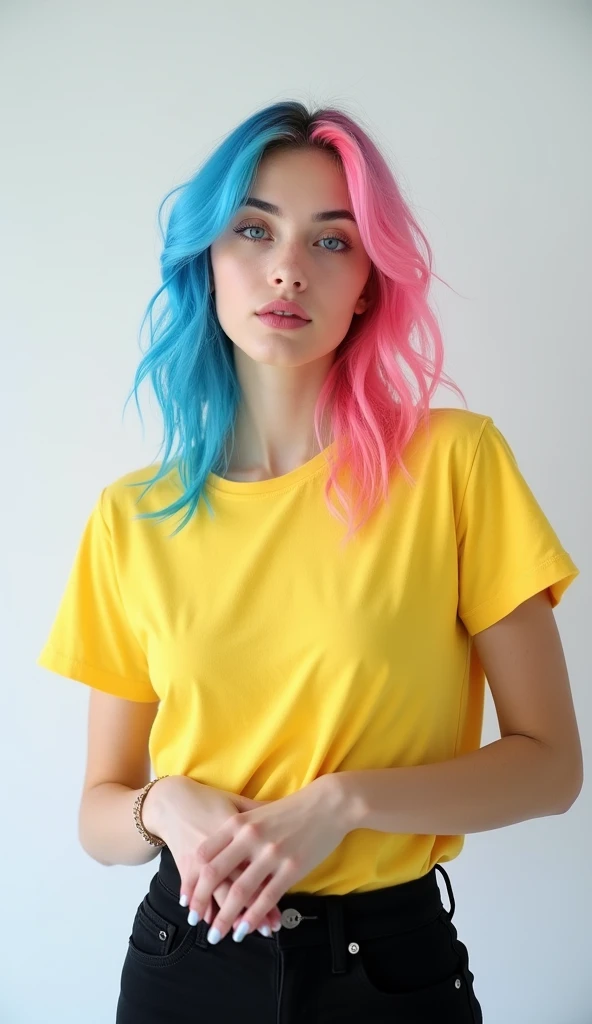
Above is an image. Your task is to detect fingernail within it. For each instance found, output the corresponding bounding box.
[187,910,200,926]
[232,921,250,943]
[271,920,282,932]
[257,925,272,937]
[207,926,222,944]
[179,894,189,907]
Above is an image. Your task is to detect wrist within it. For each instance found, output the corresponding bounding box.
[141,776,176,840]
[316,772,366,835]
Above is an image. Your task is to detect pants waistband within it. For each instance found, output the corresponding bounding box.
[156,845,456,975]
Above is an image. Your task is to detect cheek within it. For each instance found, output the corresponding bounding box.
[325,266,366,308]
[212,246,258,284]
[211,256,258,327]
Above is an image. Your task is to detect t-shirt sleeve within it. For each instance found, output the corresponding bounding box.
[457,417,580,636]
[36,488,159,702]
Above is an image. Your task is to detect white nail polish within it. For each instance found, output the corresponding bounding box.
[257,925,272,937]
[232,921,250,943]
[179,894,189,907]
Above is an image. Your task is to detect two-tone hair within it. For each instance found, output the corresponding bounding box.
[122,100,467,548]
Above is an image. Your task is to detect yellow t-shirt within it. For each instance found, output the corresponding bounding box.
[36,409,579,894]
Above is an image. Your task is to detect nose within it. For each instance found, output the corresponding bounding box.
[267,250,308,291]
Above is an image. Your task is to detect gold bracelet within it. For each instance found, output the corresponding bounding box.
[133,775,170,847]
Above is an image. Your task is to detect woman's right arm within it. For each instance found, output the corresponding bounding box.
[78,775,248,868]
[77,688,162,866]
[77,690,282,933]
[77,691,252,867]
[79,781,164,866]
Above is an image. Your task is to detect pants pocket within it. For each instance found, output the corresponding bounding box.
[126,888,197,968]
[345,911,479,1022]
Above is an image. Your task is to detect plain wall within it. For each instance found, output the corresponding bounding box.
[2,1,590,1021]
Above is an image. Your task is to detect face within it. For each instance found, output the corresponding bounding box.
[208,147,372,368]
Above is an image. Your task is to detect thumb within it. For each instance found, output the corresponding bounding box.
[232,794,270,812]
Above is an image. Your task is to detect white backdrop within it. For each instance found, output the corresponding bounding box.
[3,1,590,1021]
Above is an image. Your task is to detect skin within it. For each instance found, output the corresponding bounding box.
[209,146,373,480]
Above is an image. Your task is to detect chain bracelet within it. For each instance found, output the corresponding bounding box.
[133,775,170,847]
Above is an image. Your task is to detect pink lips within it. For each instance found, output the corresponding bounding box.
[257,300,310,318]
[256,312,311,330]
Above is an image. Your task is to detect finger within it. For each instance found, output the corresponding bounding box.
[212,868,250,925]
[190,833,254,920]
[206,859,275,943]
[207,883,230,925]
[178,845,244,916]
[207,859,249,926]
[211,876,278,935]
[202,896,216,925]
[184,856,247,925]
[230,875,280,934]
[177,854,202,911]
[232,862,295,939]
[211,871,282,935]
[231,794,260,812]
[195,823,234,865]
[187,856,282,936]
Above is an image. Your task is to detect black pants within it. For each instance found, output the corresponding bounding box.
[116,844,484,1022]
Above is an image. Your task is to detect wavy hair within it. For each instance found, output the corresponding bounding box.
[122,100,467,548]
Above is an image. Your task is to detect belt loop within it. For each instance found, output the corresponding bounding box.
[326,898,347,974]
[435,863,456,921]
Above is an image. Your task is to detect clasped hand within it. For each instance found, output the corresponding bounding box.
[187,776,346,944]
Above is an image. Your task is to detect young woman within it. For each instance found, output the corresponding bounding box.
[37,100,582,1023]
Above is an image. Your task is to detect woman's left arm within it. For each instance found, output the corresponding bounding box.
[190,591,583,941]
[354,589,583,835]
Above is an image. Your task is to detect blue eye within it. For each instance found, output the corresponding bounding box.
[237,225,267,242]
[233,223,352,253]
[318,236,349,252]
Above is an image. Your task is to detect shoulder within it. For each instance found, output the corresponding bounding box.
[100,461,179,531]
[412,406,493,462]
[422,406,491,438]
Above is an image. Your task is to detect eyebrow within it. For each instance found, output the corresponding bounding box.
[242,196,357,224]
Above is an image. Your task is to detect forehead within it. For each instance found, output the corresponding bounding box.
[249,147,351,211]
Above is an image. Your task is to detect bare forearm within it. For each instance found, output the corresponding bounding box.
[78,782,166,867]
[332,735,578,837]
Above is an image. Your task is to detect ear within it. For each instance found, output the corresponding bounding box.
[354,270,374,315]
